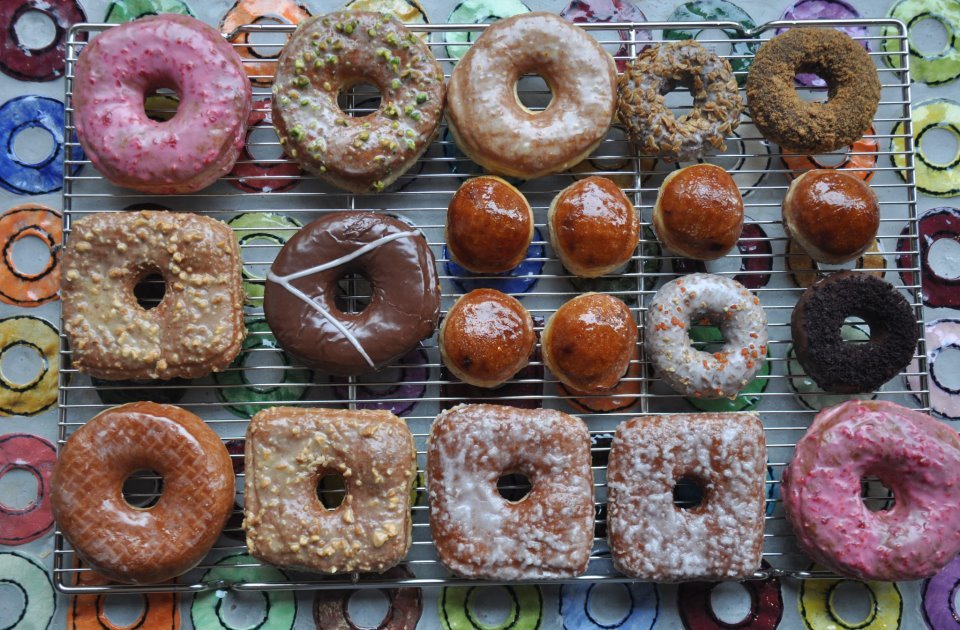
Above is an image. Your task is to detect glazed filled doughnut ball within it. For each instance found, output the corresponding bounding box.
[446,176,533,273]
[654,164,743,261]
[783,169,880,265]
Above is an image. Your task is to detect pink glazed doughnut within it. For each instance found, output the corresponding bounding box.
[73,14,252,194]
[783,400,960,581]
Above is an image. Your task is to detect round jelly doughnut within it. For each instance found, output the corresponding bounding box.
[229,99,304,194]
[439,585,542,630]
[0,204,61,307]
[331,344,428,415]
[677,562,783,630]
[908,319,960,420]
[228,212,302,306]
[0,434,55,545]
[91,376,188,406]
[782,127,879,183]
[191,554,297,629]
[672,221,773,291]
[892,99,960,197]
[0,95,80,195]
[104,0,194,22]
[313,566,423,629]
[779,0,869,87]
[923,555,960,629]
[444,0,531,62]
[559,582,659,630]
[885,0,960,85]
[684,326,770,413]
[0,552,55,628]
[0,316,58,416]
[0,0,86,81]
[212,319,313,419]
[787,237,885,289]
[560,0,650,71]
[69,568,180,630]
[898,207,960,308]
[221,0,312,87]
[559,345,641,414]
[787,325,877,411]
[799,571,903,629]
[444,227,545,295]
[664,0,757,83]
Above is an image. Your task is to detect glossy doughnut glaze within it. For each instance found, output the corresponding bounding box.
[783,169,880,264]
[73,15,251,193]
[446,12,617,179]
[446,176,533,273]
[783,400,960,580]
[51,402,234,584]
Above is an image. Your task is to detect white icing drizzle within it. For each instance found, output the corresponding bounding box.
[266,230,421,369]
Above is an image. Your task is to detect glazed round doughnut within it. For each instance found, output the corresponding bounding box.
[0,552,55,628]
[0,315,58,417]
[427,404,594,579]
[559,581,659,630]
[272,11,444,193]
[673,221,773,291]
[61,211,246,381]
[746,28,880,154]
[440,289,535,389]
[548,176,639,278]
[791,271,917,394]
[332,344,428,415]
[190,554,296,629]
[654,164,743,260]
[783,400,960,581]
[0,95,80,195]
[104,0,193,22]
[781,126,878,183]
[0,204,61,307]
[73,14,251,194]
[446,12,617,180]
[229,98,304,194]
[220,0,312,86]
[787,237,885,289]
[892,98,960,197]
[439,585,543,630]
[619,41,742,162]
[0,0,86,81]
[783,170,880,265]
[51,402,235,584]
[313,566,423,630]
[444,228,545,295]
[264,211,440,376]
[542,293,638,393]
[446,176,533,274]
[645,273,768,399]
[0,434,55,545]
[898,207,960,308]
[922,555,960,629]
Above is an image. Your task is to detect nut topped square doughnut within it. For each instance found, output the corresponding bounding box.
[607,413,766,581]
[244,407,417,574]
[427,404,594,579]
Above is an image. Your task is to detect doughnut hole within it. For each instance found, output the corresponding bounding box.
[10,234,53,277]
[133,271,166,310]
[347,590,391,628]
[0,582,26,629]
[586,583,633,626]
[0,341,44,387]
[0,466,39,511]
[121,469,163,509]
[927,237,960,281]
[933,345,960,391]
[13,8,56,51]
[247,16,287,58]
[316,470,347,510]
[842,317,871,345]
[335,272,372,313]
[337,82,382,117]
[694,28,733,58]
[920,126,960,168]
[515,74,553,113]
[143,89,180,123]
[673,474,706,510]
[861,476,895,513]
[709,581,753,625]
[101,595,147,628]
[828,580,874,626]
[497,472,532,503]
[219,591,269,628]
[795,63,829,102]
[469,587,515,627]
[12,125,55,166]
[909,17,950,57]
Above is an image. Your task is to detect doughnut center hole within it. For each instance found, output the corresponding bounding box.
[709,581,753,625]
[246,125,284,161]
[13,9,57,51]
[0,466,39,511]
[515,74,553,113]
[219,590,269,629]
[814,146,849,167]
[143,89,180,122]
[497,472,532,503]
[0,342,44,387]
[247,16,287,58]
[842,317,871,344]
[795,66,828,102]
[910,17,950,57]
[337,82,382,117]
[11,234,53,276]
[861,476,895,512]
[661,79,695,117]
[694,29,733,57]
[240,234,283,280]
[0,583,26,629]
[133,272,166,310]
[932,345,960,391]
[829,580,874,625]
[927,237,960,281]
[241,349,285,390]
[316,471,347,510]
[346,590,391,629]
[12,125,55,166]
[121,469,163,509]
[101,594,147,628]
[673,475,705,509]
[920,126,959,167]
[335,272,372,313]
[586,583,632,626]
[467,587,514,627]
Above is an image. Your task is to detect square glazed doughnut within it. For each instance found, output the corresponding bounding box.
[61,211,244,380]
[427,404,594,579]
[243,407,417,574]
[607,413,766,581]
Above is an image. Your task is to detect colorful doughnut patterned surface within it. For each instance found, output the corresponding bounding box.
[228,212,302,305]
[664,0,757,82]
[439,585,542,630]
[445,0,531,61]
[677,562,783,629]
[331,344,428,416]
[444,228,546,295]
[0,433,55,545]
[0,0,86,82]
[908,319,960,419]
[0,551,55,629]
[559,582,659,629]
[798,571,903,629]
[884,0,960,85]
[69,567,180,629]
[922,554,960,629]
[0,203,61,307]
[898,206,960,308]
[892,98,960,197]
[313,566,423,629]
[220,0,311,87]
[0,95,80,195]
[228,99,304,193]
[781,127,879,183]
[0,315,58,416]
[671,221,773,290]
[559,0,650,71]
[190,554,296,630]
[104,0,194,23]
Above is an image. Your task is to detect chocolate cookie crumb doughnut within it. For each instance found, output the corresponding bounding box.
[746,28,881,154]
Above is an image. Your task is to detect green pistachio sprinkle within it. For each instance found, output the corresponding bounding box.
[416,93,428,104]
[300,98,309,106]
[294,76,309,87]
[344,22,355,34]
[409,110,421,122]
[336,118,348,127]
[371,181,385,193]
[319,165,327,172]
[405,139,416,150]
[359,131,370,141]
[318,41,327,51]
[404,104,413,115]
[314,59,325,69]
[288,89,300,99]
[294,60,305,74]
[279,96,290,106]
[368,28,378,37]
[385,32,399,46]
[279,137,286,145]
[380,137,391,147]
[333,40,343,50]
[374,156,385,163]
[363,122,372,129]
[334,22,343,31]
[390,78,401,90]
[391,121,399,129]
[389,141,398,150]
[289,125,305,140]
[376,48,389,59]
[405,129,414,138]
[323,81,332,91]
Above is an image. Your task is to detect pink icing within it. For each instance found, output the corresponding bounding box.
[783,400,960,581]
[72,15,251,194]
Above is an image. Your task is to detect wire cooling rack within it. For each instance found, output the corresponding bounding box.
[54,18,925,593]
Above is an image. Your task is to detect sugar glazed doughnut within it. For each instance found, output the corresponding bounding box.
[445,12,617,179]
[272,12,444,193]
[51,403,234,584]
[646,273,768,399]
[61,211,244,380]
[618,41,742,162]
[72,15,251,193]
[427,404,594,579]
[244,407,417,574]
[608,413,766,581]
[783,400,960,580]
[746,28,881,154]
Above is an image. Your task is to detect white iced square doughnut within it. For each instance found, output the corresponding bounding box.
[244,407,417,574]
[607,412,767,581]
[427,404,595,579]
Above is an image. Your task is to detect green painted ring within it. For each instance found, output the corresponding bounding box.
[445,0,531,61]
[104,0,194,23]
[227,213,302,306]
[891,98,960,197]
[663,0,757,82]
[686,325,770,412]
[884,0,960,85]
[0,552,55,630]
[439,585,542,630]
[190,554,296,630]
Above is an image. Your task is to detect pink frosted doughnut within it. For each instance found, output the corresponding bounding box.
[783,400,960,581]
[73,14,252,193]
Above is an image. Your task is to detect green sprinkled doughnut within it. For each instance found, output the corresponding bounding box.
[884,0,960,85]
[0,552,55,630]
[439,585,542,630]
[227,213,302,306]
[445,0,531,61]
[104,0,194,22]
[686,325,770,412]
[190,554,297,630]
[663,0,757,83]
[213,318,313,418]
[892,98,960,197]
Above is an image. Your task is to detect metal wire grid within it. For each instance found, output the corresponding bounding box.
[53,18,925,594]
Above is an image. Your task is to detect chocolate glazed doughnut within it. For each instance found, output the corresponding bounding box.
[264,212,440,376]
